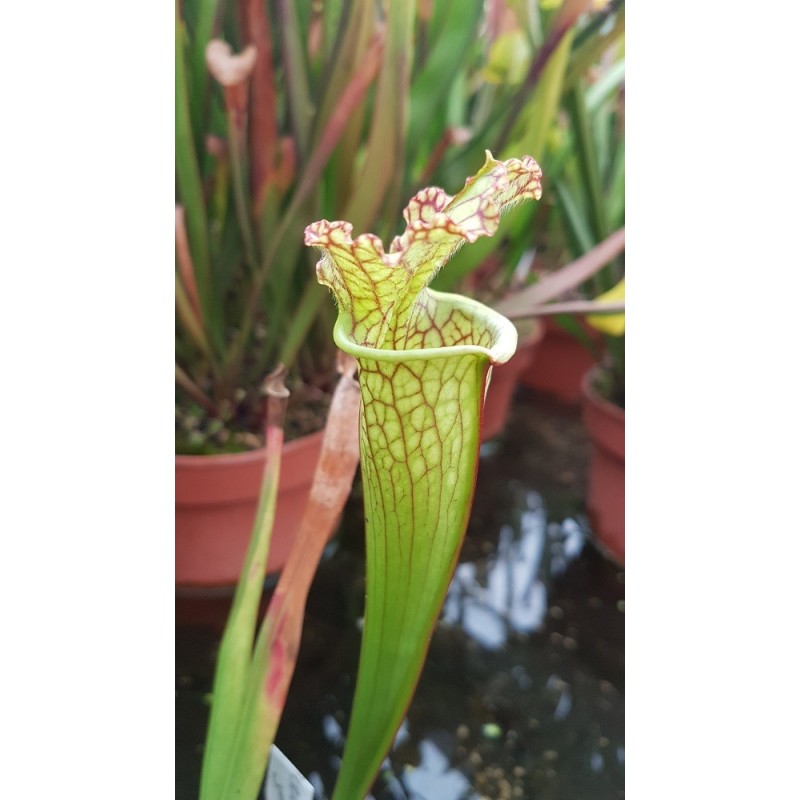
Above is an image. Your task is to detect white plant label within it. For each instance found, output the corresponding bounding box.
[264,744,314,800]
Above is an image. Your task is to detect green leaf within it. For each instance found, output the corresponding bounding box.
[199,381,288,800]
[564,2,625,92]
[176,12,218,349]
[432,17,577,293]
[216,367,361,799]
[606,135,625,228]
[503,24,575,160]
[343,0,415,234]
[187,0,222,151]
[277,0,314,158]
[585,58,625,112]
[553,179,595,256]
[407,0,484,153]
[305,153,543,799]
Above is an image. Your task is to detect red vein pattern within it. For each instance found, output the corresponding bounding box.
[304,151,542,351]
[304,151,543,800]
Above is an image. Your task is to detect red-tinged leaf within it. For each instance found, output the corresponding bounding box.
[242,0,279,211]
[493,227,625,318]
[175,206,203,321]
[215,359,361,799]
[199,368,289,800]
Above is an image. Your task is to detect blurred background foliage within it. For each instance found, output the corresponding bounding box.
[175,0,625,453]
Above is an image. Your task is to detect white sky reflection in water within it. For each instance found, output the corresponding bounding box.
[313,494,593,800]
[442,492,586,651]
[402,739,473,800]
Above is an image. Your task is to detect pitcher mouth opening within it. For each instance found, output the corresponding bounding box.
[332,289,518,366]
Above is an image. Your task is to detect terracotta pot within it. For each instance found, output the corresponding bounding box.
[520,317,603,404]
[581,367,625,563]
[482,320,545,440]
[176,431,324,587]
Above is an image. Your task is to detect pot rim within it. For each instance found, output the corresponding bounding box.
[581,364,625,422]
[175,427,325,466]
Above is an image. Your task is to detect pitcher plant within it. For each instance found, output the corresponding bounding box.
[305,151,542,799]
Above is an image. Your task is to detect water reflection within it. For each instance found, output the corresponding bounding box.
[309,493,593,800]
[402,739,472,800]
[315,720,476,800]
[442,492,586,650]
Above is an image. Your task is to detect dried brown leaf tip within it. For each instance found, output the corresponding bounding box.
[205,41,257,87]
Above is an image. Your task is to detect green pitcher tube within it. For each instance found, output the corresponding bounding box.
[305,152,542,799]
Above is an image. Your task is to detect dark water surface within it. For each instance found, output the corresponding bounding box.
[176,390,624,799]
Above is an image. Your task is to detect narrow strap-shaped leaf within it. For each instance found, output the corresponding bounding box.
[175,206,202,321]
[553,178,596,257]
[277,0,314,159]
[566,80,609,254]
[199,370,289,800]
[433,16,577,293]
[314,0,374,151]
[206,41,260,270]
[494,227,625,318]
[406,0,483,154]
[502,23,576,161]
[225,33,385,380]
[277,278,332,369]
[564,1,625,92]
[187,0,222,149]
[606,136,626,228]
[175,363,216,416]
[344,0,415,234]
[175,275,213,361]
[218,361,361,799]
[586,58,625,112]
[242,0,279,211]
[176,12,215,342]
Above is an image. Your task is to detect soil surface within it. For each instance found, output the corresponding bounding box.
[176,387,624,799]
